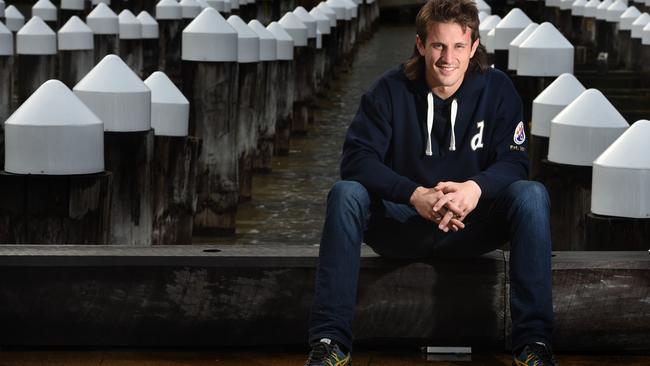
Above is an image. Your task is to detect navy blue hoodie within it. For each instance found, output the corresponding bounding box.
[340,65,529,204]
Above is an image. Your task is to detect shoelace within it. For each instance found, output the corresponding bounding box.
[528,343,556,365]
[306,342,333,365]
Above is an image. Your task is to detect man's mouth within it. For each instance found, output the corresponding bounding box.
[436,65,458,72]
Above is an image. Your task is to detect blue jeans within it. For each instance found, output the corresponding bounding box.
[308,180,553,352]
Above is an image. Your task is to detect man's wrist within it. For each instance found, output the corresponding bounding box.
[409,186,427,205]
[467,179,482,197]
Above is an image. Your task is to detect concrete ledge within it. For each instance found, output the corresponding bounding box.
[0,245,648,351]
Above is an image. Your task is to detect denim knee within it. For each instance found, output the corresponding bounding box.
[503,180,550,215]
[327,181,371,214]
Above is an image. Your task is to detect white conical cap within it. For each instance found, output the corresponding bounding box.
[227,15,259,63]
[0,22,13,56]
[73,54,151,132]
[4,80,104,175]
[632,12,650,38]
[267,21,293,60]
[531,73,586,137]
[572,0,588,16]
[607,0,628,21]
[195,0,210,10]
[119,10,142,39]
[644,22,650,44]
[474,0,491,14]
[340,0,358,19]
[310,7,331,35]
[479,14,500,44]
[137,11,158,38]
[560,0,574,10]
[279,11,308,47]
[0,0,4,15]
[32,0,57,22]
[326,0,349,21]
[317,2,337,27]
[182,7,237,62]
[58,16,93,50]
[584,0,601,17]
[5,6,26,32]
[230,0,239,11]
[222,0,232,13]
[143,71,189,136]
[180,0,202,19]
[508,22,538,71]
[495,8,533,50]
[486,27,496,53]
[206,0,225,12]
[87,3,119,35]
[294,6,317,38]
[592,120,650,218]
[548,89,628,166]
[248,19,277,61]
[156,0,182,19]
[596,0,613,20]
[620,6,641,30]
[61,0,85,11]
[16,16,56,55]
[517,22,574,76]
[478,11,489,22]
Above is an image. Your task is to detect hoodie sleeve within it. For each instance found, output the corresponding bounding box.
[470,77,530,200]
[340,79,420,204]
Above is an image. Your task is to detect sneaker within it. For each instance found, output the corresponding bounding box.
[304,338,352,366]
[512,342,558,366]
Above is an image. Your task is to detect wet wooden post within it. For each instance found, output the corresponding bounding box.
[517,22,573,151]
[325,0,347,69]
[118,10,144,77]
[578,0,600,67]
[57,16,95,88]
[60,0,85,24]
[249,19,277,173]
[0,23,13,172]
[267,21,294,155]
[0,0,4,24]
[0,80,111,244]
[86,3,120,64]
[316,2,338,78]
[294,7,319,125]
[182,8,240,235]
[144,71,200,245]
[630,13,650,72]
[546,89,629,250]
[15,17,57,106]
[311,7,331,95]
[493,8,532,72]
[155,0,182,86]
[530,74,585,182]
[74,54,154,246]
[137,11,159,78]
[341,0,358,59]
[227,15,259,202]
[605,0,628,67]
[255,0,273,25]
[588,119,650,250]
[180,0,202,28]
[619,6,642,70]
[32,0,59,31]
[280,11,311,134]
[569,0,588,56]
[479,15,500,66]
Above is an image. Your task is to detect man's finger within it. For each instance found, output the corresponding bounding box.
[443,200,464,217]
[432,194,453,212]
[438,210,455,232]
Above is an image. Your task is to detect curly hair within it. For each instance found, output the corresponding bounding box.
[404,0,489,81]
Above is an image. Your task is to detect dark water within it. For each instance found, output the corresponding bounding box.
[195,25,415,246]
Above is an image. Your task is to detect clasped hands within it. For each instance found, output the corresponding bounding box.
[409,180,482,232]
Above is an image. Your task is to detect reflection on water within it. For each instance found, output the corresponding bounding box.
[194,25,415,246]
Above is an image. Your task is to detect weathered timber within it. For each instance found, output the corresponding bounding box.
[142,38,158,78]
[59,50,94,88]
[237,62,258,202]
[0,247,648,351]
[254,60,278,173]
[182,61,240,235]
[152,136,201,245]
[16,55,56,105]
[0,172,112,244]
[158,19,182,86]
[275,59,294,155]
[119,39,144,77]
[104,130,154,246]
[293,41,316,133]
[584,213,650,251]
[94,34,119,64]
[0,55,12,171]
[256,0,273,25]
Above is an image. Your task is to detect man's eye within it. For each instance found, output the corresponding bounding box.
[456,45,465,49]
[432,44,443,49]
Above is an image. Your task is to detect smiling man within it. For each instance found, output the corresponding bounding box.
[304,1,556,366]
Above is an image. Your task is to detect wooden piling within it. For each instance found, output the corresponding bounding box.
[182,8,240,235]
[86,3,120,64]
[267,21,294,155]
[15,17,57,106]
[119,10,144,77]
[137,11,159,78]
[0,25,12,172]
[57,16,95,88]
[316,2,337,78]
[156,0,183,86]
[310,7,331,94]
[585,214,650,250]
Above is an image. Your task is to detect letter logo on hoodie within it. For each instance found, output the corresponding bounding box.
[471,121,485,151]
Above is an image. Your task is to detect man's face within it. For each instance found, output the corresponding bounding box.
[416,21,479,93]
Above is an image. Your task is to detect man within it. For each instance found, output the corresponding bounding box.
[304,0,556,365]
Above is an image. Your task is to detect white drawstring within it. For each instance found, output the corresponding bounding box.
[425,92,458,155]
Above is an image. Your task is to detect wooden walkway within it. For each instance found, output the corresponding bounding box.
[1,350,650,365]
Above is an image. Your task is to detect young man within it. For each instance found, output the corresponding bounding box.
[304,0,557,365]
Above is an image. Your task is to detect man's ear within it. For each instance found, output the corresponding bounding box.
[469,37,480,58]
[416,34,426,57]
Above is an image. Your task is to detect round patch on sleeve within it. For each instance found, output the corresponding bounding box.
[513,121,526,145]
